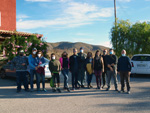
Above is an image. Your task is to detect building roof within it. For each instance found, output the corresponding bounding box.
[0,30,43,38]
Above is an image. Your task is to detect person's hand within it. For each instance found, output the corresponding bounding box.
[38,65,41,68]
[111,63,115,66]
[102,70,104,73]
[118,72,120,75]
[22,63,26,66]
[35,67,38,70]
[61,68,64,71]
[107,64,111,68]
[128,71,131,75]
[110,67,113,71]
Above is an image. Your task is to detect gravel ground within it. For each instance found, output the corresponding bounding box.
[0,75,150,113]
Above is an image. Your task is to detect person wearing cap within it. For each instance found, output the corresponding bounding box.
[117,49,132,94]
[69,48,80,90]
[102,49,108,88]
[28,48,39,92]
[106,49,118,91]
[77,47,87,88]
[12,50,29,93]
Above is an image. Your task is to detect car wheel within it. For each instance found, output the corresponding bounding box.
[0,70,6,79]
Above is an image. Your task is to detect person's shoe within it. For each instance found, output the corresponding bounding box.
[75,87,80,89]
[43,88,47,92]
[96,86,100,89]
[67,88,71,92]
[115,88,119,91]
[17,90,21,93]
[72,88,75,91]
[63,87,67,90]
[99,87,102,90]
[25,89,30,92]
[81,85,85,88]
[57,88,61,93]
[106,88,110,91]
[102,85,105,89]
[127,91,130,94]
[89,85,93,88]
[30,89,34,92]
[52,89,56,92]
[119,90,125,93]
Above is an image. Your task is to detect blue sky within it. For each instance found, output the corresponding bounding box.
[16,0,150,47]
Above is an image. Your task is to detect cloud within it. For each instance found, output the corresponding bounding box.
[17,2,114,30]
[98,41,112,48]
[72,38,94,42]
[17,14,29,19]
[25,0,52,2]
[118,0,131,2]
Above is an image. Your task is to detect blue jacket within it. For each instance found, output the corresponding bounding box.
[28,54,38,70]
[117,56,132,72]
[36,56,46,66]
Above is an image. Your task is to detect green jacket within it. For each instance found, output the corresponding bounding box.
[49,60,61,73]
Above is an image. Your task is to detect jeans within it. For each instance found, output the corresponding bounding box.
[30,69,38,90]
[120,71,130,91]
[102,70,107,86]
[62,69,69,88]
[37,73,45,90]
[71,70,78,88]
[16,71,28,91]
[94,70,102,88]
[87,72,93,86]
[106,70,118,89]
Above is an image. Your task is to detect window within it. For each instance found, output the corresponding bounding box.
[132,56,150,61]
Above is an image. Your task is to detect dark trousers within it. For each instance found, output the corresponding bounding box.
[120,71,131,91]
[94,70,102,88]
[71,70,78,88]
[30,69,38,90]
[87,72,93,86]
[52,73,60,88]
[16,71,28,91]
[78,68,86,86]
[37,73,45,90]
[102,70,107,86]
[62,69,69,88]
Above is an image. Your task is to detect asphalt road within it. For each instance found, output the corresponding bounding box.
[0,75,150,113]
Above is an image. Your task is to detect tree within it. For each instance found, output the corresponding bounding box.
[110,20,150,57]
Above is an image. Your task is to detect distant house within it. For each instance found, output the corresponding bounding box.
[0,0,43,56]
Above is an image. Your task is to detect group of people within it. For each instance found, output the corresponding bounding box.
[12,47,132,94]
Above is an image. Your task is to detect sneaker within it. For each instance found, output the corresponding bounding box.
[67,88,71,92]
[115,88,119,91]
[57,88,61,93]
[96,86,100,89]
[106,88,110,91]
[52,89,56,92]
[17,90,21,93]
[127,91,130,94]
[102,85,105,89]
[43,88,47,92]
[30,89,34,92]
[81,85,85,88]
[119,90,125,93]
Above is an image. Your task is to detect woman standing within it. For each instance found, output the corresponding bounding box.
[93,50,104,90]
[59,51,70,92]
[36,50,47,92]
[85,52,94,89]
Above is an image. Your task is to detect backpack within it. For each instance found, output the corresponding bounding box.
[86,63,93,75]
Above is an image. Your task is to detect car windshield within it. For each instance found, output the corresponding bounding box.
[131,56,150,61]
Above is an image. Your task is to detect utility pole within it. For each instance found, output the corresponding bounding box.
[114,0,117,54]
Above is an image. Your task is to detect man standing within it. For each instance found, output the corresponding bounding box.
[102,49,108,88]
[69,48,79,90]
[117,50,132,94]
[28,48,38,92]
[106,49,118,91]
[77,47,86,88]
[12,50,29,93]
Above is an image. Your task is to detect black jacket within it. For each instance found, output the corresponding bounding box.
[117,56,132,72]
[69,55,79,72]
[106,55,118,70]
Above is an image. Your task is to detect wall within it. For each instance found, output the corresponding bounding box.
[0,0,16,31]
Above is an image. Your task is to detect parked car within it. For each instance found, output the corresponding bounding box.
[0,57,51,80]
[131,54,150,75]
